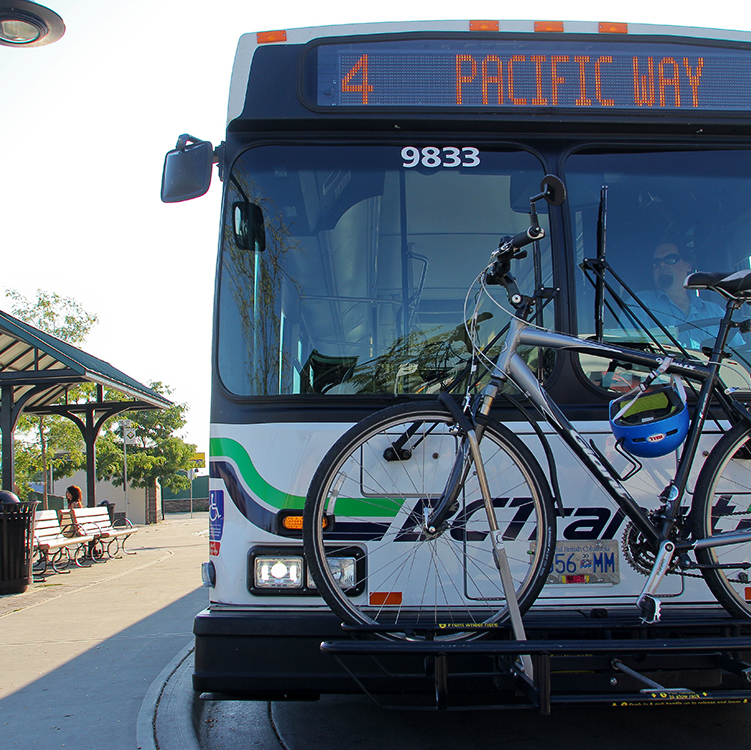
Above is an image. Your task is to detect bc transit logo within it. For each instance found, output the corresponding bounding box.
[209,490,224,555]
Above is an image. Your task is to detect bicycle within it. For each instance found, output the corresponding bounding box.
[303,175,751,643]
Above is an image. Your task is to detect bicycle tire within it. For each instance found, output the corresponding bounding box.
[693,420,751,619]
[303,401,555,640]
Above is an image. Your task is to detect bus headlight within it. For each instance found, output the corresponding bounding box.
[248,545,364,596]
[254,555,304,589]
[307,557,356,590]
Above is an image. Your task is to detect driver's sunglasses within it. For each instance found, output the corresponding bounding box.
[652,254,683,270]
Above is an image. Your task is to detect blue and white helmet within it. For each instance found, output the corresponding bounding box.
[609,383,689,458]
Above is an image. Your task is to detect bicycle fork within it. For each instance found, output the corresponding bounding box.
[466,428,534,678]
[429,393,533,676]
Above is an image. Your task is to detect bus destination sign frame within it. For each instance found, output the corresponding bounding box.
[307,36,751,113]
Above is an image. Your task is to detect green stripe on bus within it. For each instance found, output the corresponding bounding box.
[210,437,403,517]
[211,437,302,508]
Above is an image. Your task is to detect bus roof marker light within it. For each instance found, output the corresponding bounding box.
[534,21,564,33]
[257,30,287,44]
[599,22,628,34]
[469,20,500,32]
[0,1,65,47]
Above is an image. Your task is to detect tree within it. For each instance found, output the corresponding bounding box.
[95,383,196,493]
[6,289,98,503]
[6,288,98,344]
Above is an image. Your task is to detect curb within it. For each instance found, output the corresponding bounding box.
[136,641,201,750]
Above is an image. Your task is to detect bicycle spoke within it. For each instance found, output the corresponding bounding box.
[304,402,554,640]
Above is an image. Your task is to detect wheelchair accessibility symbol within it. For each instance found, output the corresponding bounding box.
[209,490,224,542]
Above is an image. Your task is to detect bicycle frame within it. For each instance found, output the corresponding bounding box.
[490,310,751,556]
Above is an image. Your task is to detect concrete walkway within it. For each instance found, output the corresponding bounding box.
[0,512,209,749]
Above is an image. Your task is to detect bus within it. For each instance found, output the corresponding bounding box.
[162,19,751,709]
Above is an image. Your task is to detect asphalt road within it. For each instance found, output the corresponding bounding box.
[200,693,751,749]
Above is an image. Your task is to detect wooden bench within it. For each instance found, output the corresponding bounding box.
[61,507,138,558]
[33,510,95,575]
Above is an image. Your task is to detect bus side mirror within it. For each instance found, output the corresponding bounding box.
[161,135,214,203]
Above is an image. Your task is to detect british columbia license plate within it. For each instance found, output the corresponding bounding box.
[546,540,620,584]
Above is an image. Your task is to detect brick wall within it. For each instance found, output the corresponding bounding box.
[162,497,209,513]
[145,481,162,524]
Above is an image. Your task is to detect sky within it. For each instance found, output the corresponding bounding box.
[3,0,751,460]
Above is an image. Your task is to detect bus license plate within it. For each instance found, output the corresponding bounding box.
[547,540,620,584]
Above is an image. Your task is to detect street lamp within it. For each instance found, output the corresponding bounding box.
[0,1,64,47]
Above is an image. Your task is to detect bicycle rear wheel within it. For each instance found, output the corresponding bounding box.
[693,421,751,619]
[303,401,555,640]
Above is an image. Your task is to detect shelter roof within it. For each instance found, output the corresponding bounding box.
[0,309,171,412]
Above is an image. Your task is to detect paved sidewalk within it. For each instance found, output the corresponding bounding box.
[0,512,209,749]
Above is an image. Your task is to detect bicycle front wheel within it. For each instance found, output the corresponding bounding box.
[303,401,555,639]
[693,421,751,620]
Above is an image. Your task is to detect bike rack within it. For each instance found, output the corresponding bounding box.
[321,616,751,713]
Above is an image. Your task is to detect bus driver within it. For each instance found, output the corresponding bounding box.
[633,241,745,351]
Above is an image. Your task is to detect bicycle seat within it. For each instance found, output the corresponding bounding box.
[685,269,751,298]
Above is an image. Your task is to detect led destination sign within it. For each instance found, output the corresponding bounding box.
[312,38,751,111]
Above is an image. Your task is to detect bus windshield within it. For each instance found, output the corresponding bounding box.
[217,144,552,397]
[567,147,751,389]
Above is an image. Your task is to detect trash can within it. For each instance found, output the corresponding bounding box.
[0,493,39,595]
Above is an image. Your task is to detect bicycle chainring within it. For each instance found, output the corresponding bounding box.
[622,520,682,577]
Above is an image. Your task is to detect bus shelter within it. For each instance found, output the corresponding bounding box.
[0,310,171,506]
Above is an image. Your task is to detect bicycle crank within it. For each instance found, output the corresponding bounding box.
[636,540,676,624]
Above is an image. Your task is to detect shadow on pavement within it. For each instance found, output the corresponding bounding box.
[203,691,751,750]
[0,587,205,750]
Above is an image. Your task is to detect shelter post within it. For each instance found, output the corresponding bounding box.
[1,385,14,491]
[84,409,97,507]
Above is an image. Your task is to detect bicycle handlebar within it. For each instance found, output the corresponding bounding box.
[493,225,545,264]
[484,224,546,305]
[507,225,545,250]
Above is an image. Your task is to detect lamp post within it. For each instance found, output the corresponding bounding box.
[121,420,138,520]
[49,451,70,502]
[0,1,64,47]
[188,469,196,519]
